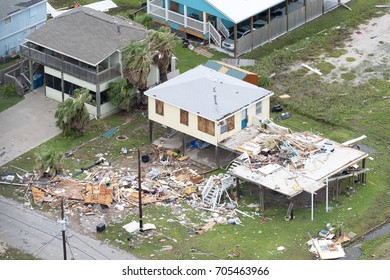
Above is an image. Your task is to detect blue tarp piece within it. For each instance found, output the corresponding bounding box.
[103,127,118,138]
[187,139,211,149]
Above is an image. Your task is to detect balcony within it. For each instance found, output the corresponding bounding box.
[148,0,221,46]
[20,44,121,84]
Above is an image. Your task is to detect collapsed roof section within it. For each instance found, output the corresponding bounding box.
[222,120,369,198]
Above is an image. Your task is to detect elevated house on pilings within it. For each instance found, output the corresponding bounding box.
[19,7,161,119]
[147,0,351,57]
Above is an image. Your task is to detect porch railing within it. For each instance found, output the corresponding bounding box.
[208,23,221,47]
[21,45,121,84]
[149,1,220,45]
[217,18,229,38]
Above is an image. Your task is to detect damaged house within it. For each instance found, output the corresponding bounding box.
[221,125,369,220]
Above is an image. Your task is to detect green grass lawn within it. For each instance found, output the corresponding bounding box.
[0,243,40,260]
[0,96,24,113]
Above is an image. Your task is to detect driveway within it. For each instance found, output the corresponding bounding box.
[0,88,61,167]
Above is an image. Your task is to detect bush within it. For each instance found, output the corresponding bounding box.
[0,83,17,98]
[133,13,153,29]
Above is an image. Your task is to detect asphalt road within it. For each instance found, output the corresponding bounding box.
[0,196,137,260]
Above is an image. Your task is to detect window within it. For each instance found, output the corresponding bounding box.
[5,17,11,24]
[220,120,227,134]
[221,115,235,134]
[198,116,215,136]
[156,100,164,116]
[256,101,262,115]
[227,115,235,131]
[180,109,188,126]
[45,73,62,91]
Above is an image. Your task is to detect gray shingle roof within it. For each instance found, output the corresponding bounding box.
[0,0,45,19]
[145,65,272,121]
[26,6,148,66]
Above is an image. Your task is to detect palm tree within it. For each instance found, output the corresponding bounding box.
[55,88,91,136]
[147,26,179,82]
[108,78,137,112]
[122,40,152,105]
[38,149,63,177]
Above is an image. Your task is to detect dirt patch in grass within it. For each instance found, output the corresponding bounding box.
[320,14,390,84]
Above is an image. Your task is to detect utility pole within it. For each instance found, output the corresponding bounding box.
[60,198,67,260]
[138,149,144,232]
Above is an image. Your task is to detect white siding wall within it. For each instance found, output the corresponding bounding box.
[46,87,118,118]
[148,96,271,146]
[148,97,218,146]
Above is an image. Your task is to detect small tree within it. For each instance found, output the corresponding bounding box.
[38,149,63,177]
[108,78,137,112]
[55,88,91,136]
[147,26,179,82]
[123,40,152,105]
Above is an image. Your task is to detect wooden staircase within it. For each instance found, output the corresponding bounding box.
[202,173,236,209]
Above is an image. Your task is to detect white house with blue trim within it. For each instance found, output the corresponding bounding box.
[0,0,47,58]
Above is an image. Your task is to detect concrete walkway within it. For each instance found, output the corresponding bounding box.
[0,88,61,167]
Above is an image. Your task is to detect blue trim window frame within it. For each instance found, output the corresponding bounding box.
[256,100,262,115]
[220,119,227,134]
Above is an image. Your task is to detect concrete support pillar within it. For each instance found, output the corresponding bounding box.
[362,158,367,184]
[326,177,329,213]
[181,134,186,155]
[259,186,264,211]
[311,192,314,221]
[215,145,220,167]
[149,120,154,144]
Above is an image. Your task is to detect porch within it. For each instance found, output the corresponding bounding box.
[148,0,351,57]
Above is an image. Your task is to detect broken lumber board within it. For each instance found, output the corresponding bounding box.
[301,63,322,75]
[0,181,28,187]
[342,135,367,146]
[235,209,255,219]
[340,3,352,11]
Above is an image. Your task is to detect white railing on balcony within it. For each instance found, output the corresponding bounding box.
[186,17,204,33]
[208,23,221,47]
[168,10,185,25]
[149,1,219,41]
[149,2,165,19]
[217,18,229,39]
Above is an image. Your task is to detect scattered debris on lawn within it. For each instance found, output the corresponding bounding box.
[307,222,350,260]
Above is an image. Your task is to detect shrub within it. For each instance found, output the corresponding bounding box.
[0,83,17,98]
